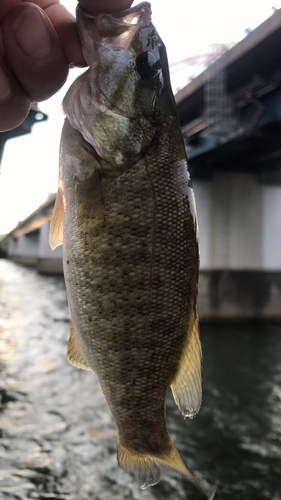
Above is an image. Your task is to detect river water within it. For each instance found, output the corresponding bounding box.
[1,259,281,500]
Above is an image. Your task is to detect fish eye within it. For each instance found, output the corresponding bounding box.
[135,52,160,79]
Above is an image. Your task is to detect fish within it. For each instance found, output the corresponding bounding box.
[50,2,215,498]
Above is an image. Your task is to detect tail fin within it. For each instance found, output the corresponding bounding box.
[117,436,216,499]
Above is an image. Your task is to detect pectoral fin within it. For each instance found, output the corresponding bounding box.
[49,190,64,250]
[170,316,202,418]
[67,323,91,371]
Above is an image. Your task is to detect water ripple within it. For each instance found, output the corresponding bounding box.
[1,260,281,499]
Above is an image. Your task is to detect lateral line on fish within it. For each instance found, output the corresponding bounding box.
[143,152,157,352]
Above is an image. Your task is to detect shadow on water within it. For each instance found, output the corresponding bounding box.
[1,260,281,499]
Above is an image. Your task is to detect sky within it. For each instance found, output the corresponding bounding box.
[0,0,281,235]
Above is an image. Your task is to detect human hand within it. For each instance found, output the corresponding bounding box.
[0,0,132,132]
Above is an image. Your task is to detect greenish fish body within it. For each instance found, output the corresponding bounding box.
[50,3,214,498]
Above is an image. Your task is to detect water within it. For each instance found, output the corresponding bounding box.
[1,260,281,500]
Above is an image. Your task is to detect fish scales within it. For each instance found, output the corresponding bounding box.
[50,2,215,498]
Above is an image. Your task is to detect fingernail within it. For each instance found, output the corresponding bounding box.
[13,7,52,60]
[0,67,11,101]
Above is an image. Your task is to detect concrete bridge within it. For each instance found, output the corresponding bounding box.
[0,195,63,274]
[1,10,281,320]
[177,8,281,320]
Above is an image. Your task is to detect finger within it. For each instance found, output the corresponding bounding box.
[0,0,61,22]
[0,57,30,131]
[2,3,69,103]
[0,0,23,22]
[78,0,133,15]
[42,3,85,66]
[0,28,4,56]
[45,4,85,66]
[0,1,85,66]
[48,0,134,67]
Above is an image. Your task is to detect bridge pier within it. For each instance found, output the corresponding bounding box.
[12,230,40,267]
[5,222,63,275]
[37,222,63,275]
[8,237,19,260]
[194,172,281,320]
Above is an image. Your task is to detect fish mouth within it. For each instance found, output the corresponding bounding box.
[76,2,160,119]
[64,2,160,165]
[76,2,152,63]
[76,2,154,118]
[77,2,152,32]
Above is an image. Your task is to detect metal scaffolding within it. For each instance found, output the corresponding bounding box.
[204,44,230,136]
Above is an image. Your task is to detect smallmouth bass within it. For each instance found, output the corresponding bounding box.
[50,3,214,498]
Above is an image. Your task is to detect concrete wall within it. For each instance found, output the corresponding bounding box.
[194,172,281,271]
[194,172,281,319]
[8,237,19,257]
[7,223,63,275]
[262,186,281,270]
[37,222,63,274]
[14,230,40,266]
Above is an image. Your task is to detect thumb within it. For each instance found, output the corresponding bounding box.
[78,0,133,16]
[2,3,68,103]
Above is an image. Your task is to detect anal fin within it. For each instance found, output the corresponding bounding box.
[171,315,202,418]
[67,323,91,371]
[49,190,64,250]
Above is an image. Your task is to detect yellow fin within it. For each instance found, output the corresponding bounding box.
[49,190,64,250]
[117,436,215,499]
[171,316,202,418]
[67,323,91,370]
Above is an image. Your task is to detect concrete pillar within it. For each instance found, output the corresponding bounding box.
[37,222,63,274]
[208,172,263,269]
[193,180,212,270]
[12,231,39,266]
[262,186,281,270]
[8,237,19,258]
[194,172,281,320]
